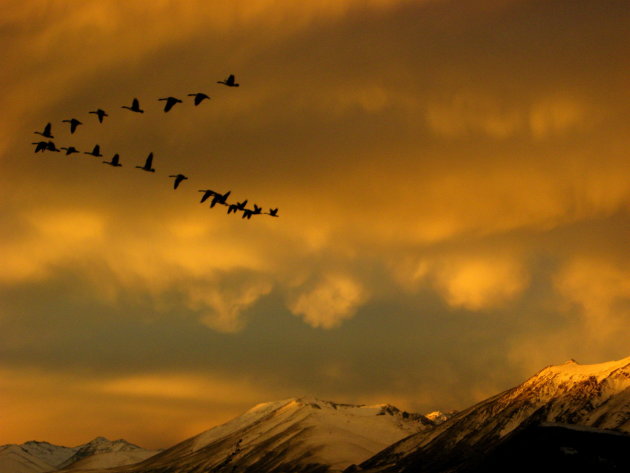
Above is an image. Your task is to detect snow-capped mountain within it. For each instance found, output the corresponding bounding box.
[113,397,434,473]
[355,356,630,473]
[58,437,159,470]
[0,437,157,473]
[0,441,80,473]
[0,444,61,473]
[15,442,79,470]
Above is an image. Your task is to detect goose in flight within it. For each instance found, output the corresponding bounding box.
[199,189,218,203]
[103,154,122,167]
[34,123,54,139]
[158,97,182,112]
[169,174,188,189]
[62,118,82,134]
[32,141,48,153]
[60,146,80,156]
[136,152,155,172]
[188,93,210,105]
[84,145,103,157]
[217,74,239,87]
[89,109,108,123]
[46,141,61,152]
[266,208,279,217]
[210,190,231,208]
[227,200,248,214]
[122,98,144,113]
[242,204,262,220]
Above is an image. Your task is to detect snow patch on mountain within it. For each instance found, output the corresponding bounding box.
[424,411,456,425]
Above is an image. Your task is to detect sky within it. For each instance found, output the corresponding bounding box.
[1,0,629,450]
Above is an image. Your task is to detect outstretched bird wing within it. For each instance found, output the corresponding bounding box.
[194,93,209,105]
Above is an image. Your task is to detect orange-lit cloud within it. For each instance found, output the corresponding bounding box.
[288,273,367,329]
[433,256,528,311]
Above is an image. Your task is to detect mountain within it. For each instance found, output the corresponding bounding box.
[58,437,159,470]
[354,356,630,473]
[15,442,79,470]
[107,397,434,473]
[456,423,630,473]
[0,441,80,473]
[0,438,158,473]
[0,444,61,473]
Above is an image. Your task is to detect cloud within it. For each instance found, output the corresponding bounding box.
[529,96,589,139]
[425,92,589,140]
[0,365,278,448]
[392,253,529,312]
[0,209,106,284]
[185,277,273,333]
[288,273,367,329]
[433,256,528,310]
[554,257,630,340]
[425,92,523,139]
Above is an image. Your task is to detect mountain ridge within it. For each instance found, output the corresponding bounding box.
[354,355,630,473]
[106,396,434,473]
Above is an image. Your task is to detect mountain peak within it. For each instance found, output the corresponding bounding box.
[357,355,630,473]
[134,396,433,473]
[529,355,630,387]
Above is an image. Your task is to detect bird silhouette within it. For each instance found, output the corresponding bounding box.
[187,93,210,105]
[122,98,144,113]
[227,200,248,214]
[210,190,231,208]
[84,145,103,157]
[158,97,183,112]
[266,208,279,217]
[60,146,80,156]
[228,200,247,215]
[169,174,188,189]
[217,74,239,87]
[103,153,122,167]
[62,118,82,134]
[136,152,155,172]
[34,123,54,139]
[45,141,61,152]
[198,190,218,203]
[242,204,262,220]
[32,141,48,153]
[89,109,108,123]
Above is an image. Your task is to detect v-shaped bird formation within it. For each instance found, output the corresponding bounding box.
[30,75,280,220]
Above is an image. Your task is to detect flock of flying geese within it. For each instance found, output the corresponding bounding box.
[31,74,279,220]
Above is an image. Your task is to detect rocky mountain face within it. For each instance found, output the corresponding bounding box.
[116,398,434,473]
[353,356,630,473]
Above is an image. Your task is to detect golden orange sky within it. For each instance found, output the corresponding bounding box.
[1,0,629,449]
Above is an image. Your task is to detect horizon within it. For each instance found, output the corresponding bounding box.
[2,0,630,451]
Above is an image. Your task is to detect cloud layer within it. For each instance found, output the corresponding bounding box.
[2,0,629,449]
